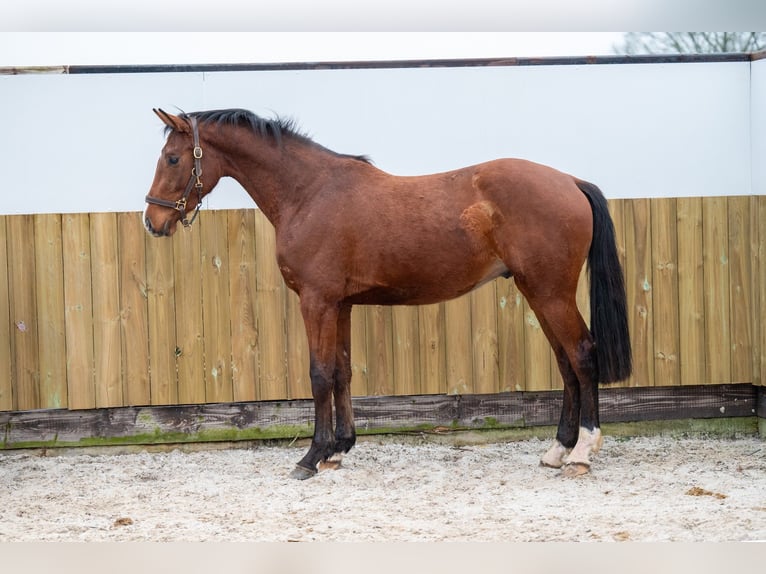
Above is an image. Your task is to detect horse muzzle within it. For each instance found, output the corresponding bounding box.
[143,213,175,237]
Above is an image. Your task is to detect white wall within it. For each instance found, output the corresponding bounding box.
[0,59,757,215]
[752,57,766,196]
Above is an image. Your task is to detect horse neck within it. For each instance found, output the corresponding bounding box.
[215,130,335,228]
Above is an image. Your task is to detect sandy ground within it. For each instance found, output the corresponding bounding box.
[0,434,764,542]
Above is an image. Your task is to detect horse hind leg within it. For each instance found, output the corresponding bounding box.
[554,319,602,477]
[517,281,601,477]
[559,334,603,477]
[540,346,580,469]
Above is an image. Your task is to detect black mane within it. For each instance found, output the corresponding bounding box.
[174,108,371,164]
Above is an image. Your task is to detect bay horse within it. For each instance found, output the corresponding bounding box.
[144,108,632,479]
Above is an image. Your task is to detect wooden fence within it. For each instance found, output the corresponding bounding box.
[1,196,764,413]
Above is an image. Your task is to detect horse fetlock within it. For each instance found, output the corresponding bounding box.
[334,434,356,455]
[319,452,344,471]
[563,426,602,468]
[540,440,570,469]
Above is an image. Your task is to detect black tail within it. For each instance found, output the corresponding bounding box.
[576,180,632,383]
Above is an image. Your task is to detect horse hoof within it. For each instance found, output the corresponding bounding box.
[562,462,590,478]
[289,465,317,480]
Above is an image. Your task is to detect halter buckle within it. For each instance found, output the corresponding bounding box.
[193,146,203,159]
[175,197,187,212]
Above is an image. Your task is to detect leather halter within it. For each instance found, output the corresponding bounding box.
[145,115,204,228]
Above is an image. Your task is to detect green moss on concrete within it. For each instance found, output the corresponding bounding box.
[2,424,315,450]
[602,417,758,439]
[2,417,760,452]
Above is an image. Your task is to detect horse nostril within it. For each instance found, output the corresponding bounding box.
[144,215,164,237]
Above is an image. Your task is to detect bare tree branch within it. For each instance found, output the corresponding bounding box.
[614,32,766,55]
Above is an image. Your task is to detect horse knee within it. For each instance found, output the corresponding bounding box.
[310,360,334,392]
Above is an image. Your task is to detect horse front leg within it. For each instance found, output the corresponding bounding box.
[322,304,356,471]
[290,297,340,480]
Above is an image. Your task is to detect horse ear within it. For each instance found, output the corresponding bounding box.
[153,108,190,134]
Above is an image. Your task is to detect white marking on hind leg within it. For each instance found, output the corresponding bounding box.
[540,440,570,468]
[564,426,603,467]
[318,453,344,471]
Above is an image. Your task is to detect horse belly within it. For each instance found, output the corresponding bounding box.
[347,255,510,306]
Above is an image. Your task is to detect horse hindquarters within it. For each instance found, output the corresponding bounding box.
[533,180,631,475]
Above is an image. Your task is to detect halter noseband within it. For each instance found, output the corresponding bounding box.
[145,115,204,228]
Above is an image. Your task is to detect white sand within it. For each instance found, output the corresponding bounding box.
[1,435,764,542]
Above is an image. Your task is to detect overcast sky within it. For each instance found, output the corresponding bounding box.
[3,0,765,67]
[0,33,627,67]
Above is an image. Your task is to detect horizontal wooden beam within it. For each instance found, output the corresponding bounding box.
[1,53,754,77]
[0,384,760,450]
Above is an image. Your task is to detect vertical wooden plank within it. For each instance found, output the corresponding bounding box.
[702,196,731,384]
[0,217,13,411]
[90,212,124,408]
[34,214,67,409]
[575,262,591,332]
[650,198,680,386]
[757,196,766,387]
[349,305,369,397]
[366,305,394,396]
[676,197,705,386]
[286,290,311,399]
[496,280,525,392]
[470,282,499,394]
[392,306,420,395]
[118,212,151,407]
[254,211,287,401]
[173,224,205,404]
[62,213,95,409]
[522,299,551,391]
[201,210,234,403]
[7,215,40,410]
[624,198,654,387]
[548,344,559,391]
[227,209,259,402]
[608,199,627,272]
[727,196,753,383]
[606,199,630,388]
[145,232,178,405]
[444,296,473,394]
[418,302,446,395]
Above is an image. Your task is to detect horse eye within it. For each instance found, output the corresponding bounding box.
[167,156,180,166]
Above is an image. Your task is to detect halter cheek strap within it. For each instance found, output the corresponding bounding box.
[145,116,204,228]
